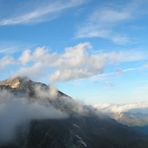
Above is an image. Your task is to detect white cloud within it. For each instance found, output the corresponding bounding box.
[0,42,147,82]
[0,0,86,26]
[19,49,31,65]
[49,68,94,82]
[16,62,44,79]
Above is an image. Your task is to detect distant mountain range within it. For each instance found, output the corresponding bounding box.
[94,103,148,126]
[0,77,148,148]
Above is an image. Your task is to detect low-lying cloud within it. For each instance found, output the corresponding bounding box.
[0,89,68,144]
[0,80,90,144]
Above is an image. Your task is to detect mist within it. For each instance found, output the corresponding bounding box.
[0,77,96,145]
[0,89,68,144]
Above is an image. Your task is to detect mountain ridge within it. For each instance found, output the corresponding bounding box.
[95,103,148,126]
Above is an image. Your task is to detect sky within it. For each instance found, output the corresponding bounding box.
[0,0,148,105]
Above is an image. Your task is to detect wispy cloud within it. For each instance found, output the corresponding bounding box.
[76,0,147,44]
[0,47,17,54]
[0,56,15,70]
[0,42,20,54]
[90,66,142,83]
[142,63,148,69]
[0,0,86,26]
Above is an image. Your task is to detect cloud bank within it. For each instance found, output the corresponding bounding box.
[0,42,147,82]
[0,87,68,144]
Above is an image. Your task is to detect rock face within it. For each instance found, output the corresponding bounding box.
[0,77,22,89]
[0,76,47,93]
[0,77,148,148]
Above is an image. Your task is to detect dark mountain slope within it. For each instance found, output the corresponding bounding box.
[18,116,148,148]
[133,126,148,135]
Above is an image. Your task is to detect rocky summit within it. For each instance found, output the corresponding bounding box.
[0,77,21,89]
[0,77,148,148]
[0,76,47,92]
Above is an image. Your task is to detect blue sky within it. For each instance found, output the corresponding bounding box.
[0,0,148,105]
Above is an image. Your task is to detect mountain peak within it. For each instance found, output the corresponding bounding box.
[0,76,31,89]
